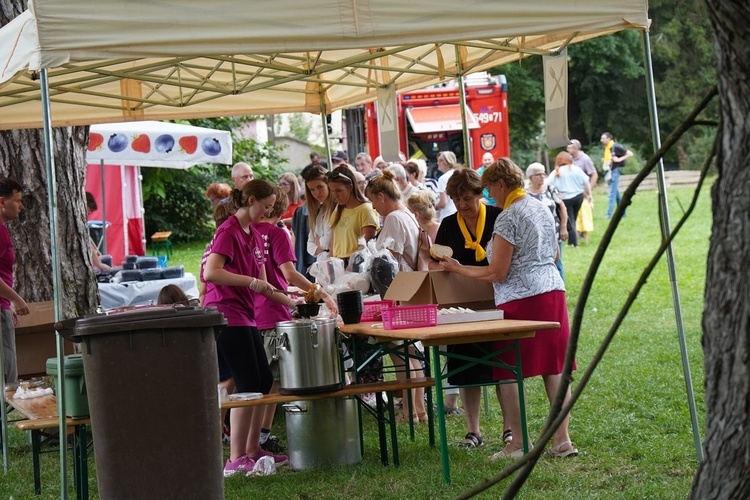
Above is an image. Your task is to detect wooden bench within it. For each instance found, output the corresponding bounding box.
[221,378,436,466]
[4,391,90,499]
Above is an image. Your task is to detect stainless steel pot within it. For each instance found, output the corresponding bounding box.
[274,318,342,395]
[283,397,361,470]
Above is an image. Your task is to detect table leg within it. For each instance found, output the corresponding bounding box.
[386,394,399,466]
[374,393,388,466]
[31,430,41,495]
[423,347,435,447]
[431,345,451,485]
[515,341,530,453]
[74,424,88,500]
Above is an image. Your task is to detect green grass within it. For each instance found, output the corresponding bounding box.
[1,181,712,498]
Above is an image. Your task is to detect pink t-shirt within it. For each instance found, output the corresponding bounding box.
[253,222,297,330]
[203,216,265,327]
[0,221,14,310]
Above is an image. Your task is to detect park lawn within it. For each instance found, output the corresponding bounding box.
[0,181,712,499]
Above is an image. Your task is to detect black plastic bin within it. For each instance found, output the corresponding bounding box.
[58,306,226,500]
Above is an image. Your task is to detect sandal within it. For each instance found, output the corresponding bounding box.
[458,432,483,449]
[502,429,513,444]
[395,413,418,424]
[417,412,428,424]
[548,441,579,458]
[488,445,530,461]
[444,406,464,416]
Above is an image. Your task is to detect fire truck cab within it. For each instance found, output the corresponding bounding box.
[364,72,510,171]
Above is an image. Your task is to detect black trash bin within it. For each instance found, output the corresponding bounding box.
[60,306,226,500]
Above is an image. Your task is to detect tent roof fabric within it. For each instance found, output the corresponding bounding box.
[0,0,649,130]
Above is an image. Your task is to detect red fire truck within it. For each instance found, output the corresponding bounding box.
[364,72,510,170]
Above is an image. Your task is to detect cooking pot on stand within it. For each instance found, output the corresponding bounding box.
[274,318,343,395]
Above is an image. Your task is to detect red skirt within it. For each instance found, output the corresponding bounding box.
[493,290,576,380]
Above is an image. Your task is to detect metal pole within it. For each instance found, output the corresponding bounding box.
[641,31,704,462]
[40,68,69,498]
[100,158,107,254]
[320,93,332,169]
[0,320,7,472]
[454,47,472,169]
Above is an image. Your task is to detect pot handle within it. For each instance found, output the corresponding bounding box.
[310,322,319,349]
[278,332,289,352]
[282,403,309,414]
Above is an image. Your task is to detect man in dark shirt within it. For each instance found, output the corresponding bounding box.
[600,132,633,218]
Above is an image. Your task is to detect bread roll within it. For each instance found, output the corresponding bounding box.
[430,244,453,260]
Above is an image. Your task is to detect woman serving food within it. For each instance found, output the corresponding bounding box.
[438,158,578,460]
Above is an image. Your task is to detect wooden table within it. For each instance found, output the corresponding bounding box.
[3,390,90,499]
[339,318,560,484]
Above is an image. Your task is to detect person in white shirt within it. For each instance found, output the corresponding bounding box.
[435,151,460,222]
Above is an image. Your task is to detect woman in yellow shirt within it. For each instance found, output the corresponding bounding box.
[327,165,378,261]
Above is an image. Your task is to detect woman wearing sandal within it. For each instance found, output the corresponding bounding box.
[429,169,506,449]
[439,158,578,460]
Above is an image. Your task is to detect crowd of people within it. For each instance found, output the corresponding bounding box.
[0,134,629,476]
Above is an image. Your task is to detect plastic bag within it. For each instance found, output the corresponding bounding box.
[346,236,373,273]
[309,252,346,287]
[369,238,399,298]
[331,272,371,296]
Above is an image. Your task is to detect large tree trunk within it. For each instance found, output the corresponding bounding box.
[692,0,750,498]
[1,4,98,318]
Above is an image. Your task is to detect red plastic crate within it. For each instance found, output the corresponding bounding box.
[360,300,396,321]
[382,304,438,330]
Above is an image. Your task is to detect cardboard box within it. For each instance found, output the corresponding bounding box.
[14,301,74,378]
[384,270,496,310]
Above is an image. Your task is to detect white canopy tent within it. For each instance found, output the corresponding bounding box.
[1,1,703,496]
[0,0,649,128]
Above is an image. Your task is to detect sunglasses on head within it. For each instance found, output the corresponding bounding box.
[326,171,352,183]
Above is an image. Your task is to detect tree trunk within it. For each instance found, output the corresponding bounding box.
[1,3,98,319]
[692,0,750,498]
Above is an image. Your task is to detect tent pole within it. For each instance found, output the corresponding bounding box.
[455,47,472,169]
[40,68,70,499]
[641,31,704,462]
[319,93,332,169]
[100,159,107,254]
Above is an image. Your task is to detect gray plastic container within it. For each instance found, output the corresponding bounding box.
[66,306,226,500]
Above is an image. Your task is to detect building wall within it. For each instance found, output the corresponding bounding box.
[275,136,313,173]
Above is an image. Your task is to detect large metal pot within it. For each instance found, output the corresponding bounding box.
[283,397,362,470]
[274,318,342,395]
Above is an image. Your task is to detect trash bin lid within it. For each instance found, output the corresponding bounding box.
[46,354,85,376]
[56,305,226,341]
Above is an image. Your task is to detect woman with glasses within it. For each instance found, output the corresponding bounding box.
[326,166,378,262]
[429,168,506,450]
[525,162,568,281]
[302,166,335,258]
[439,158,577,460]
[278,172,303,229]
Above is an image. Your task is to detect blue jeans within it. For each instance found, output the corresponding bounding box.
[607,168,624,218]
[556,240,565,282]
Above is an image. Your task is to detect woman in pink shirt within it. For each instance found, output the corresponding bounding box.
[204,180,299,476]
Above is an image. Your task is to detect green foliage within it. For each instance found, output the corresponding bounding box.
[493,1,717,170]
[286,113,313,143]
[142,165,215,244]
